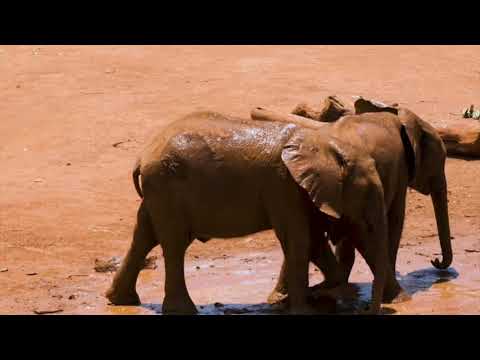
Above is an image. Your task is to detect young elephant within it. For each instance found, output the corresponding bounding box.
[263,107,452,306]
[106,111,390,314]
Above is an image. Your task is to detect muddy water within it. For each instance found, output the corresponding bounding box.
[66,234,479,316]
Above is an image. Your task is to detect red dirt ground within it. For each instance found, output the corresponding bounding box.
[0,46,479,314]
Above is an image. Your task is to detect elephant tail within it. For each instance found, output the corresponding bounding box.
[132,158,143,198]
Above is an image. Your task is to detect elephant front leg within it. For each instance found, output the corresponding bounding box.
[354,239,409,304]
[360,188,389,315]
[355,192,411,304]
[383,189,412,303]
[107,202,157,305]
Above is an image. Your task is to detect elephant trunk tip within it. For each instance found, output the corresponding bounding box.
[431,255,452,270]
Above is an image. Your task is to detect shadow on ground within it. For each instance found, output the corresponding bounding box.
[398,267,459,295]
[338,267,459,315]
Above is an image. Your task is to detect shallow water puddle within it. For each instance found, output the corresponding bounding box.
[97,236,480,315]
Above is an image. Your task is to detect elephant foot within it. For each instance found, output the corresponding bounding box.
[382,285,412,304]
[357,303,381,315]
[106,287,141,306]
[270,300,289,312]
[386,288,412,304]
[267,290,288,305]
[162,296,198,315]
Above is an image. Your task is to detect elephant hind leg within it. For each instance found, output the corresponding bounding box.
[160,240,197,315]
[267,260,289,305]
[107,201,158,305]
[270,216,315,313]
[146,209,196,315]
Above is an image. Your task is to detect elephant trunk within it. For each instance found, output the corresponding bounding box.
[430,174,453,269]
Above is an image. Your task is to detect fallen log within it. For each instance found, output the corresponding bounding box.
[436,120,480,157]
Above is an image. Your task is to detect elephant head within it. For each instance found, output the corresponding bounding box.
[354,98,452,270]
[397,108,452,269]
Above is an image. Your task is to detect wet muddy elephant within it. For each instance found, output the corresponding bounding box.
[264,106,452,306]
[106,111,391,314]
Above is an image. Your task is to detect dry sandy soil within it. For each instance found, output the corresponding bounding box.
[0,45,479,315]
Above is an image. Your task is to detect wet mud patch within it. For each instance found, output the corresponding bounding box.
[140,302,283,315]
[66,234,479,315]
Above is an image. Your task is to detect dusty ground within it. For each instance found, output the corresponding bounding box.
[0,45,479,315]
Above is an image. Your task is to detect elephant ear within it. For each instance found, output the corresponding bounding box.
[397,108,429,176]
[353,96,399,115]
[281,130,349,219]
[400,124,416,183]
[397,107,447,189]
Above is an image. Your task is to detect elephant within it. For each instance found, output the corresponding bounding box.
[262,102,453,306]
[106,110,392,314]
